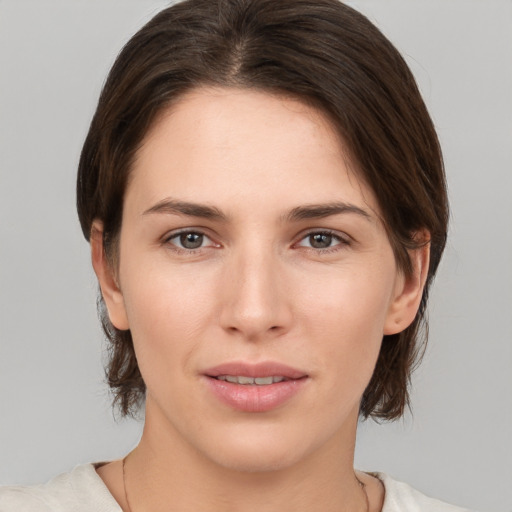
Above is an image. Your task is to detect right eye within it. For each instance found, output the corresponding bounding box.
[165,231,216,251]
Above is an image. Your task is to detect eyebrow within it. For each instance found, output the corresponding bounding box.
[284,202,372,222]
[142,198,371,223]
[142,198,227,221]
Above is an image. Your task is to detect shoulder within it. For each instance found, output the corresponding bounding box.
[0,464,121,512]
[376,472,476,512]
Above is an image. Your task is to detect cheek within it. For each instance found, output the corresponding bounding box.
[300,265,394,335]
[119,261,220,379]
[296,265,395,378]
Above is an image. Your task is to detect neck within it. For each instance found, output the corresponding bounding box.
[124,401,367,512]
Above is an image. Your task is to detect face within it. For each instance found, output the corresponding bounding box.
[95,87,424,473]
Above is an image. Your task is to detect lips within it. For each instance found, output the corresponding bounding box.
[203,361,308,412]
[204,361,307,380]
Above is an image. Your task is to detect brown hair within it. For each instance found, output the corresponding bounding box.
[77,0,448,420]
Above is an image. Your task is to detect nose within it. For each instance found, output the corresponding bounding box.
[219,246,293,341]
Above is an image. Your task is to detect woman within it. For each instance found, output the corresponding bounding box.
[0,0,473,510]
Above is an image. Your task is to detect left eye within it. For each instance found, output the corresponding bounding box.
[167,231,213,250]
[297,232,344,249]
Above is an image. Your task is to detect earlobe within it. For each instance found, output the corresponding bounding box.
[90,221,130,331]
[384,234,430,336]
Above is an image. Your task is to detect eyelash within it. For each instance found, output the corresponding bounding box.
[162,229,351,255]
[163,229,218,254]
[295,229,351,254]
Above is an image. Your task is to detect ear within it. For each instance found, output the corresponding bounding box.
[384,233,430,335]
[90,221,130,331]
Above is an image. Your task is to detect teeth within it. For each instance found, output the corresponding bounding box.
[254,377,273,385]
[216,375,287,385]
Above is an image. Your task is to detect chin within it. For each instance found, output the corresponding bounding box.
[209,443,303,474]
[198,423,323,474]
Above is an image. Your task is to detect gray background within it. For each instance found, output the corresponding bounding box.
[0,1,511,511]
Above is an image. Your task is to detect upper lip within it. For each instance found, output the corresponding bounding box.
[203,361,308,380]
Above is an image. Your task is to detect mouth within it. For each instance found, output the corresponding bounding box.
[203,361,308,412]
[214,375,290,385]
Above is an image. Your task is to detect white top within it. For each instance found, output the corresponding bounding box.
[0,464,474,512]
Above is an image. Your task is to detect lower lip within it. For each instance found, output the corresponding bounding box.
[204,377,307,413]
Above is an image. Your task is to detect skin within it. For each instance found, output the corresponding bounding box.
[92,87,429,512]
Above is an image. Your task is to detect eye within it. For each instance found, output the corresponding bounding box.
[165,230,216,250]
[296,231,347,250]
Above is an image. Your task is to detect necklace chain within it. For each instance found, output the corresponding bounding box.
[122,456,369,512]
[122,456,132,512]
[357,475,370,512]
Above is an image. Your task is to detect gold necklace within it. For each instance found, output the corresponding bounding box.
[356,475,370,512]
[122,456,369,512]
[122,456,132,512]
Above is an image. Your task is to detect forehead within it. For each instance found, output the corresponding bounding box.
[127,86,379,218]
[137,87,347,166]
